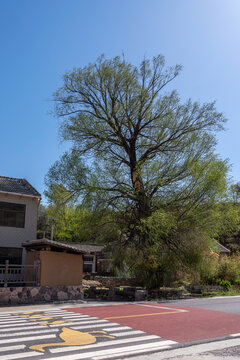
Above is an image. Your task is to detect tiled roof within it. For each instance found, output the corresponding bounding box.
[0,176,41,197]
[22,238,104,254]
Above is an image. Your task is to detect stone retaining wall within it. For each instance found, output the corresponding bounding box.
[93,276,137,288]
[0,285,83,305]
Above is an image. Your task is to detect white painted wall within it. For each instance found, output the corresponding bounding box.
[0,193,39,263]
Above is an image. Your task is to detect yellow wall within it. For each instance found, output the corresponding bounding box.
[26,250,83,286]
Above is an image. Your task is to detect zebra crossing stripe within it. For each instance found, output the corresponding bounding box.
[70,322,119,330]
[52,314,90,319]
[44,313,90,318]
[0,319,109,332]
[0,323,34,329]
[0,325,42,332]
[48,340,175,359]
[102,326,132,331]
[48,317,99,323]
[0,334,56,345]
[0,351,44,360]
[0,328,58,338]
[49,319,108,327]
[0,345,26,353]
[0,320,28,324]
[109,330,145,336]
[50,335,172,354]
[92,344,172,359]
[0,318,104,329]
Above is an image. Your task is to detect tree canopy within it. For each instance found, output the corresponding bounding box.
[46,54,229,283]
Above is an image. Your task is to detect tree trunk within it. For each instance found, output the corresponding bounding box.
[130,167,151,218]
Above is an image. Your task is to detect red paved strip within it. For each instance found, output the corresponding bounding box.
[64,303,240,343]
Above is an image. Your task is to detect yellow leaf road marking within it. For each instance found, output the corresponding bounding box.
[12,312,34,316]
[29,327,115,352]
[29,317,55,322]
[21,314,44,318]
[12,312,69,326]
[39,320,70,326]
[105,310,188,319]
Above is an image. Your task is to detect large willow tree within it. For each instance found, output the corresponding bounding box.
[46,55,228,282]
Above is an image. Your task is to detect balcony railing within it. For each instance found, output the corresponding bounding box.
[0,260,39,287]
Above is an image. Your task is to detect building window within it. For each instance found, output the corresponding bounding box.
[83,255,95,273]
[0,202,26,228]
[0,247,22,264]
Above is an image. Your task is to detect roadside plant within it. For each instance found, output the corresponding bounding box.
[218,279,232,291]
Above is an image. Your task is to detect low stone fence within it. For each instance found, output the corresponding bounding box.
[86,286,147,301]
[85,286,186,301]
[91,276,137,288]
[0,285,83,305]
[149,287,185,299]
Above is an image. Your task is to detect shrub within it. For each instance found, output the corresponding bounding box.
[83,288,89,298]
[218,279,232,291]
[200,255,219,285]
[217,256,239,283]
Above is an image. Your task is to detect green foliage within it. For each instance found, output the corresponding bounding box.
[44,54,231,285]
[200,254,240,286]
[208,203,240,240]
[217,255,239,282]
[200,255,219,285]
[44,203,120,244]
[83,288,89,298]
[218,279,232,291]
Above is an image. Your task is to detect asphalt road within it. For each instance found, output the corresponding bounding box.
[0,297,240,359]
[166,295,240,315]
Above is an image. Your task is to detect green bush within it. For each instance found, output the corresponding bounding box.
[200,256,219,285]
[218,279,232,291]
[83,288,89,297]
[217,256,239,283]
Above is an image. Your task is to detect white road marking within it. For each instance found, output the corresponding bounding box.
[0,319,28,325]
[0,319,110,332]
[0,325,42,332]
[137,303,186,312]
[49,319,108,328]
[230,333,240,337]
[0,323,33,329]
[0,328,58,338]
[70,322,119,330]
[51,314,90,319]
[131,337,240,359]
[0,345,26,352]
[0,334,56,344]
[109,330,145,336]
[50,316,97,321]
[102,326,132,331]
[0,351,44,360]
[50,335,166,353]
[0,318,101,329]
[49,340,174,359]
[44,313,90,318]
[93,345,172,359]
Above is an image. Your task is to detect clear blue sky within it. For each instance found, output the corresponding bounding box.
[1,0,240,203]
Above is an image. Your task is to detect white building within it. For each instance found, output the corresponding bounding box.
[0,176,41,264]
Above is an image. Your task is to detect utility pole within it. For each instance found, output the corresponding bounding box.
[48,217,60,241]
